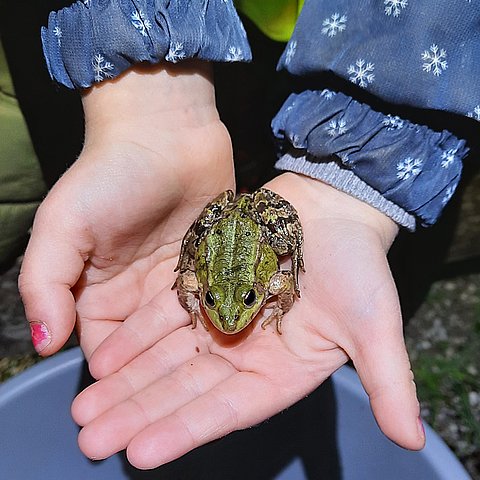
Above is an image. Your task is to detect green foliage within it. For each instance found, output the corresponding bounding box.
[0,354,40,383]
[412,324,480,460]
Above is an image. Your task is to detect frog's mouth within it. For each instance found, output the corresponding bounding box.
[219,314,241,334]
[216,304,265,334]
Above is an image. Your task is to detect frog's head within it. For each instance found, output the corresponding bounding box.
[200,283,266,334]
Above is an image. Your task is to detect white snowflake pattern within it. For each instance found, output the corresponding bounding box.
[327,119,347,137]
[321,89,335,100]
[285,100,296,113]
[441,149,457,168]
[321,13,347,37]
[131,10,152,37]
[53,26,62,46]
[291,134,302,148]
[92,54,114,82]
[467,105,480,121]
[422,44,448,76]
[442,184,457,205]
[226,46,243,62]
[383,115,404,130]
[384,0,408,17]
[284,40,297,66]
[397,157,423,180]
[347,59,375,88]
[166,42,186,62]
[338,152,352,164]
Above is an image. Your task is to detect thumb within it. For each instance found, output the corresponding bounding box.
[18,206,86,356]
[350,313,425,451]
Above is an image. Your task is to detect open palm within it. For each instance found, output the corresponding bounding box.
[19,120,234,360]
[19,61,235,361]
[72,173,424,470]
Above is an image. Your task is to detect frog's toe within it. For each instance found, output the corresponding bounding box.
[190,311,209,331]
[261,309,283,334]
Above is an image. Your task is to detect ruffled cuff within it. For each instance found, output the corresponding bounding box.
[41,0,252,89]
[272,90,469,228]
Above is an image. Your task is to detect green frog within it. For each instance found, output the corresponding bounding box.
[173,188,304,334]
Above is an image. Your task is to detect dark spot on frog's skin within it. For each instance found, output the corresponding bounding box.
[195,346,200,353]
[256,202,267,212]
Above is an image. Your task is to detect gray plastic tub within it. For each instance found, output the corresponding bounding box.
[0,348,471,479]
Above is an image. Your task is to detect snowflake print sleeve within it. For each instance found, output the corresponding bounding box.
[272,90,468,228]
[41,0,251,89]
[278,0,480,118]
[272,0,479,228]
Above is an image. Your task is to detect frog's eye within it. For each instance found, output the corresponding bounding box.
[205,290,216,308]
[243,289,256,307]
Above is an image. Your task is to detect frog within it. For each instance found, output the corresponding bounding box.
[173,188,305,335]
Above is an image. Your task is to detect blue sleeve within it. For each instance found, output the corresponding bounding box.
[272,90,467,229]
[41,0,252,89]
[273,0,478,228]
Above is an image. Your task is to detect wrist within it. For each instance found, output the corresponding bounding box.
[274,173,399,251]
[81,60,220,142]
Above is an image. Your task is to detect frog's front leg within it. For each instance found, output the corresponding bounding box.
[261,271,295,334]
[174,270,209,331]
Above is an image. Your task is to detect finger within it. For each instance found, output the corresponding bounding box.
[76,256,179,361]
[18,210,86,356]
[88,285,192,379]
[126,371,304,470]
[74,254,178,331]
[77,354,237,460]
[350,317,424,451]
[72,326,209,425]
[77,319,123,362]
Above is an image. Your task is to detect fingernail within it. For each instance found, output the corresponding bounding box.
[417,416,425,441]
[30,322,51,353]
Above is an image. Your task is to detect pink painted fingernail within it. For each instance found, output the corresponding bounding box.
[30,322,51,353]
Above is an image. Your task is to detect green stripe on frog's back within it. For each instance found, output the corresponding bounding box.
[201,212,262,286]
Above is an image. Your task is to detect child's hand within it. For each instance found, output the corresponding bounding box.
[71,173,424,470]
[19,60,235,359]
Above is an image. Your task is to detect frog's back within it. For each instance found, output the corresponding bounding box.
[200,209,261,285]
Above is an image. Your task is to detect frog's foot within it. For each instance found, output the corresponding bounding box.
[261,306,285,334]
[174,270,209,331]
[291,250,306,298]
[190,309,209,331]
[261,271,295,334]
[178,290,209,331]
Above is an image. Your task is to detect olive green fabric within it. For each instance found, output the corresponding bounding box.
[0,42,46,269]
[235,0,304,42]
